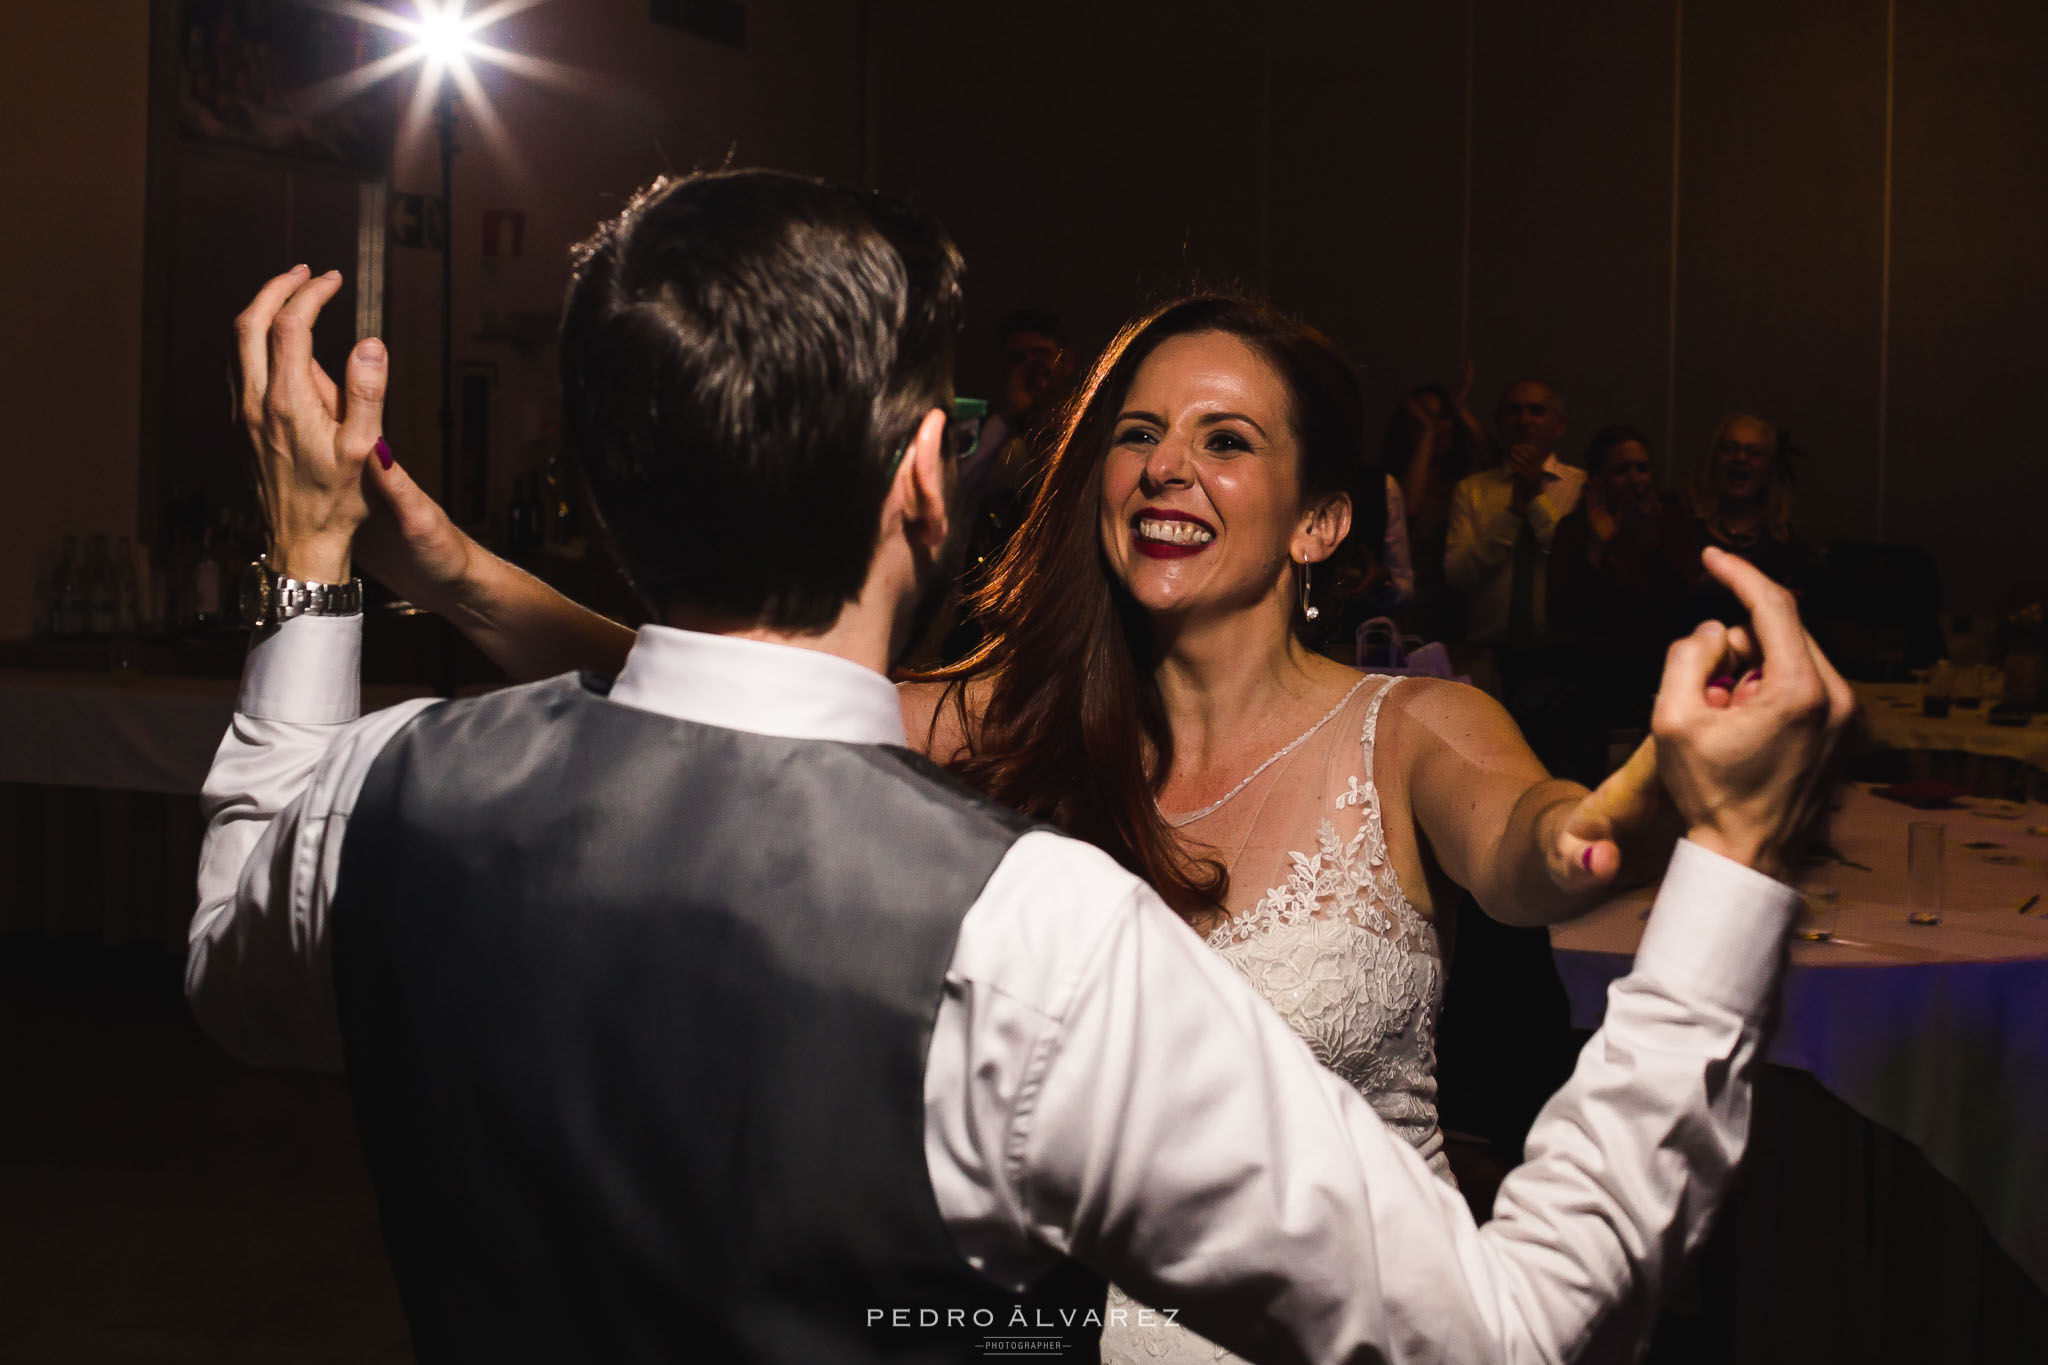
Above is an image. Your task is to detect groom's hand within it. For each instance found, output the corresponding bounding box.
[1652,548,1857,880]
[234,266,386,583]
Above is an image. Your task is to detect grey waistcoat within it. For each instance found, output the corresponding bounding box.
[330,673,1106,1362]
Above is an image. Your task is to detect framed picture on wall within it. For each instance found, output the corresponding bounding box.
[175,0,399,170]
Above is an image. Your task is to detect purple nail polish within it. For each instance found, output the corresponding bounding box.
[375,438,393,470]
[1709,674,1736,690]
[1581,847,1595,873]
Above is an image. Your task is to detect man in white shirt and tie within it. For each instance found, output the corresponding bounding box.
[1445,379,1588,652]
[191,170,1853,1363]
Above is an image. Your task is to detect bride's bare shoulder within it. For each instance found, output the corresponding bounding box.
[895,675,993,764]
[1371,674,1516,741]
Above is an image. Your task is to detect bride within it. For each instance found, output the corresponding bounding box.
[359,293,1671,1362]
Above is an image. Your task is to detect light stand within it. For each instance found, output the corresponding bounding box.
[436,81,460,527]
[434,82,459,697]
[435,82,458,533]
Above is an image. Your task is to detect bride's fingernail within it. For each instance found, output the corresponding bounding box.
[375,438,393,470]
[1581,847,1595,873]
[1708,674,1736,690]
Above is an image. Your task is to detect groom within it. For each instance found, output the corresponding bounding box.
[192,170,1852,1363]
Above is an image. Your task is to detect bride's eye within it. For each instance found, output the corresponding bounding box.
[1116,426,1157,447]
[1205,430,1252,454]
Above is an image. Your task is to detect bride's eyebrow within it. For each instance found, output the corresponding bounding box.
[1114,409,1165,426]
[1197,411,1268,438]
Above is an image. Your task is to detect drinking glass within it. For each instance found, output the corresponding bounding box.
[1922,662,1953,718]
[1793,860,1840,942]
[1952,663,1987,711]
[1906,821,1944,925]
[2005,653,2042,708]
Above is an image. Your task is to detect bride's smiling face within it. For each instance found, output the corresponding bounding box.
[1097,330,1313,623]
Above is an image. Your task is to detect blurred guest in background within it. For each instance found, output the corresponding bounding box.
[924,309,1074,664]
[959,309,1071,514]
[1435,381,1589,1160]
[1444,379,1584,674]
[1680,413,1811,622]
[1308,455,1412,661]
[1551,425,1691,639]
[1380,364,1485,645]
[1546,425,1692,782]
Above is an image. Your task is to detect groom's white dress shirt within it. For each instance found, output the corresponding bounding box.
[191,616,1796,1364]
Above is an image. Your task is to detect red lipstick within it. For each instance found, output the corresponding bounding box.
[1131,508,1216,559]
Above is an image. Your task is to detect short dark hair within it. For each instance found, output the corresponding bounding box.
[996,309,1065,350]
[558,170,965,630]
[1584,423,1653,475]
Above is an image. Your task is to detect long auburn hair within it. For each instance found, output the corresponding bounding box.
[916,294,1369,915]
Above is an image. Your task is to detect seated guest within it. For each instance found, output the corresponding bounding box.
[1547,425,1694,781]
[1679,413,1813,622]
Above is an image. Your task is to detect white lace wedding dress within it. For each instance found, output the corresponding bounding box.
[1100,675,1452,1364]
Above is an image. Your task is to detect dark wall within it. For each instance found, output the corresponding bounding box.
[869,0,2048,611]
[2,6,150,635]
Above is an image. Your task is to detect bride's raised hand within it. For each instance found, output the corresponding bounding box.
[353,442,480,613]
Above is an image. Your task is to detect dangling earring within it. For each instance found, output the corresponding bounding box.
[1299,557,1319,621]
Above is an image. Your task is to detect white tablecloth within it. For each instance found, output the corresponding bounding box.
[1553,785,2048,1292]
[0,671,436,796]
[1856,682,2048,770]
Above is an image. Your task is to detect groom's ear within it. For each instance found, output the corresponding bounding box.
[893,406,952,553]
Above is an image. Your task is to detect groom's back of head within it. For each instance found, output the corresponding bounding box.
[559,170,965,630]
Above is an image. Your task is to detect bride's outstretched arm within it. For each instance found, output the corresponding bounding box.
[354,451,636,682]
[1395,679,1678,927]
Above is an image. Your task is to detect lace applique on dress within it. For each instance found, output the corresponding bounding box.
[1102,677,1452,1365]
[1197,677,1446,1163]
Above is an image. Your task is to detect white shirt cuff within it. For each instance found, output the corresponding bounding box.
[239,615,363,724]
[1632,838,1799,1016]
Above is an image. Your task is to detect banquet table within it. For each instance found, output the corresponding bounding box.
[1854,681,2048,771]
[0,669,439,795]
[1552,783,2048,1297]
[0,669,440,943]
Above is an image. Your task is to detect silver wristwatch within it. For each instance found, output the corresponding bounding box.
[241,556,364,629]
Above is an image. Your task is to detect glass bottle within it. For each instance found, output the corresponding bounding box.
[50,534,84,637]
[192,519,224,630]
[507,475,534,559]
[85,534,118,635]
[113,536,141,636]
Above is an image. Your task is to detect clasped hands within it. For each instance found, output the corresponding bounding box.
[235,266,471,603]
[1550,547,1856,889]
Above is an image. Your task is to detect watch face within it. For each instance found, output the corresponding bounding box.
[239,563,270,625]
